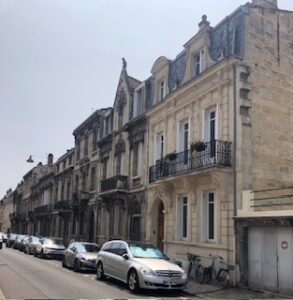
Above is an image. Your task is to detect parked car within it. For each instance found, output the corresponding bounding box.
[13,234,25,249]
[2,233,7,243]
[0,233,3,249]
[35,238,65,259]
[63,242,100,272]
[6,233,17,248]
[19,235,30,252]
[96,240,188,292]
[25,236,40,255]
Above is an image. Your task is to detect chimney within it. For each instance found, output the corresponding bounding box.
[48,153,53,165]
[252,0,278,9]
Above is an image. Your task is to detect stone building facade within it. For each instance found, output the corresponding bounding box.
[2,0,293,294]
[0,189,13,233]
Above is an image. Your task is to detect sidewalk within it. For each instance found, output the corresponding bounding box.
[184,280,290,299]
[0,288,5,300]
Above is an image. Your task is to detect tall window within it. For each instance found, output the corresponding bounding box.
[74,175,79,193]
[133,143,141,177]
[155,132,164,162]
[113,205,121,236]
[203,192,216,242]
[92,128,98,152]
[102,159,108,180]
[194,50,204,76]
[204,106,217,157]
[177,196,188,239]
[178,121,189,152]
[66,181,71,200]
[84,135,88,157]
[133,90,142,118]
[76,141,80,161]
[90,167,96,191]
[79,212,84,236]
[116,154,122,175]
[160,80,165,101]
[61,183,64,200]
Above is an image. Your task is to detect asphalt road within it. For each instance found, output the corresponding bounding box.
[0,245,187,299]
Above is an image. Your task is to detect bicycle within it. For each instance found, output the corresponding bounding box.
[187,252,205,283]
[204,255,230,288]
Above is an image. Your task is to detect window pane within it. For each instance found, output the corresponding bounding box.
[182,197,188,238]
[208,193,214,240]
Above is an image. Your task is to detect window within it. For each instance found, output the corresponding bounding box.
[194,50,204,76]
[81,174,86,191]
[177,196,188,240]
[133,90,142,118]
[116,154,122,175]
[133,143,141,177]
[155,132,164,162]
[66,181,71,200]
[84,135,88,157]
[202,192,216,242]
[61,183,64,200]
[102,159,108,180]
[79,212,84,236]
[76,141,80,160]
[74,175,79,192]
[178,120,189,152]
[90,167,96,191]
[159,80,165,101]
[92,128,98,152]
[113,205,121,237]
[203,105,217,157]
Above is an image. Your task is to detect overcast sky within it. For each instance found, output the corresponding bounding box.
[1,0,293,197]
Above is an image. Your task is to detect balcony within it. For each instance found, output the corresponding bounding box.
[54,200,71,211]
[100,175,128,193]
[34,204,49,215]
[72,192,89,207]
[149,140,232,183]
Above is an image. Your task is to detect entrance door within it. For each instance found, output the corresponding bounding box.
[88,212,94,243]
[248,227,293,295]
[157,201,164,251]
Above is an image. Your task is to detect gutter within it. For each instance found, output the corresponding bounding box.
[233,63,237,222]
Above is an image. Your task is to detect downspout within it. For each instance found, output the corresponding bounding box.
[232,62,238,285]
[233,63,237,221]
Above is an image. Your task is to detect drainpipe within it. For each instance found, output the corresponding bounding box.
[232,63,238,285]
[233,63,237,221]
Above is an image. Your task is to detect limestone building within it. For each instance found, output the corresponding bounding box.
[0,189,13,233]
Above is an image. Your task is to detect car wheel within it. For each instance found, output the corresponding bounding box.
[73,259,80,272]
[62,257,67,268]
[128,269,139,292]
[96,262,104,280]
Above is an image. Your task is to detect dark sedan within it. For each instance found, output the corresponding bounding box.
[63,242,100,272]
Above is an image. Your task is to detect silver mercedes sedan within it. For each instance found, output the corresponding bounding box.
[96,240,187,292]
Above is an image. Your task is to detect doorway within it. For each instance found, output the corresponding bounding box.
[88,211,94,242]
[157,201,165,251]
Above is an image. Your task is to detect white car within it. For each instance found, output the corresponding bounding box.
[96,240,187,292]
[35,238,65,259]
[0,233,3,249]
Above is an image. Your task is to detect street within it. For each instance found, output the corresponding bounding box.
[0,246,188,299]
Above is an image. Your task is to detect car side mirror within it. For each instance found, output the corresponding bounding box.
[122,253,129,260]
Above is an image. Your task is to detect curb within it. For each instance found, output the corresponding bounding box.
[0,288,5,300]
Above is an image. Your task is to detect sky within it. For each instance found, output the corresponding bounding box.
[1,0,293,197]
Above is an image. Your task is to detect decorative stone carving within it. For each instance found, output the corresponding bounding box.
[114,139,126,156]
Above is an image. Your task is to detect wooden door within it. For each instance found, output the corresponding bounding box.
[157,201,164,251]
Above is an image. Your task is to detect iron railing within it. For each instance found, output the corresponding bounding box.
[54,200,71,210]
[34,204,49,214]
[100,175,128,192]
[149,140,231,183]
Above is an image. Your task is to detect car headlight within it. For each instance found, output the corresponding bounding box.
[181,272,188,280]
[140,267,155,276]
[80,256,86,261]
[43,247,49,253]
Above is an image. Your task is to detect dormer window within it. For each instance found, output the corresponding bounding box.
[133,89,142,118]
[160,80,165,101]
[194,50,204,76]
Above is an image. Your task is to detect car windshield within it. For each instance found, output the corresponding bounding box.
[43,239,63,246]
[32,237,39,243]
[129,245,167,259]
[78,244,99,253]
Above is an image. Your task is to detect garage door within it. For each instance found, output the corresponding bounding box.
[248,227,293,295]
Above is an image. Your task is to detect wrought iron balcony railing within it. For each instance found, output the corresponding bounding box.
[149,140,232,183]
[100,175,128,193]
[34,204,49,214]
[54,200,71,210]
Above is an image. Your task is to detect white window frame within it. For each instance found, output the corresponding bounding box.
[133,89,143,118]
[177,118,190,153]
[201,191,217,243]
[159,80,165,101]
[176,195,189,241]
[202,104,218,142]
[154,131,164,163]
[194,49,205,76]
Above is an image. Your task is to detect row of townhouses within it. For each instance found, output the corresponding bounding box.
[1,0,293,295]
